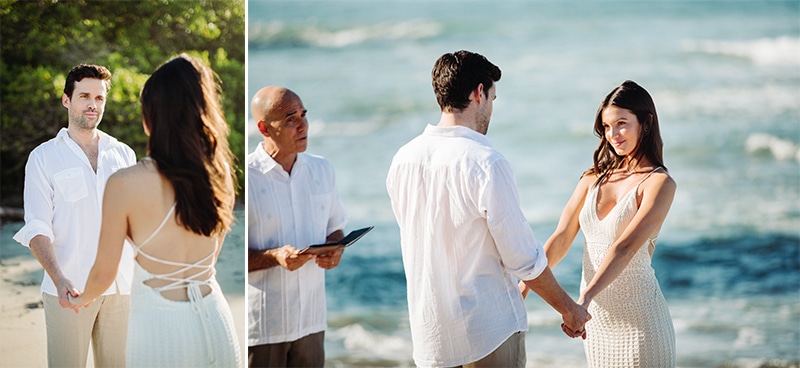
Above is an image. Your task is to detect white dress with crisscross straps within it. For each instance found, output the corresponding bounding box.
[126,203,241,367]
[579,168,675,367]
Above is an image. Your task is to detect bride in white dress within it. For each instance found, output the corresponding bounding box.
[69,54,241,367]
[542,80,676,367]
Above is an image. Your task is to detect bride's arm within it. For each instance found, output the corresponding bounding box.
[544,175,594,268]
[578,173,676,307]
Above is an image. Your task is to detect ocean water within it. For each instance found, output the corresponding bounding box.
[248,1,800,367]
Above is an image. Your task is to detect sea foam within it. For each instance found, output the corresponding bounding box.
[745,133,800,162]
[683,36,800,66]
[249,20,442,49]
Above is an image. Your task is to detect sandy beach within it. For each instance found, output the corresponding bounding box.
[0,256,48,367]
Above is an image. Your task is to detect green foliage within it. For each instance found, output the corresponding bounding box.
[1,0,245,206]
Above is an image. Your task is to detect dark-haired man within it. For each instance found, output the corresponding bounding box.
[386,50,590,367]
[14,64,136,367]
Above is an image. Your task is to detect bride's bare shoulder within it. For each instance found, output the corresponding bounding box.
[107,160,161,190]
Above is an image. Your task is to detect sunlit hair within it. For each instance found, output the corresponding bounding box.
[140,53,235,236]
[64,64,112,99]
[432,50,501,112]
[585,80,666,186]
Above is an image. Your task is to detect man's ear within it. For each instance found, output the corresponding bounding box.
[62,93,70,109]
[257,120,270,137]
[473,83,485,104]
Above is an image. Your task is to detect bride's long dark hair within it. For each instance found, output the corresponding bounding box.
[585,80,666,186]
[140,53,235,236]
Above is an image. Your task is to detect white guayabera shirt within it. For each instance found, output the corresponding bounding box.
[387,124,548,368]
[14,128,137,296]
[247,145,348,346]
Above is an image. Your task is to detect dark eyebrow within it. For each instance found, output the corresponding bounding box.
[285,109,307,118]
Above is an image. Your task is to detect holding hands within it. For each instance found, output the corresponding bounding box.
[561,298,591,340]
[518,279,591,340]
[55,277,80,311]
[56,277,93,313]
[561,304,590,339]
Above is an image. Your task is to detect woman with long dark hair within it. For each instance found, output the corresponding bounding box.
[537,80,676,366]
[69,54,241,367]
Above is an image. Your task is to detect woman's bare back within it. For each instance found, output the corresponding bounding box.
[121,158,219,301]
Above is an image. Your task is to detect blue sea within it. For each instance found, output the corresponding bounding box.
[249,1,800,367]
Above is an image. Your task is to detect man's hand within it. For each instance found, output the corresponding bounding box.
[273,245,315,271]
[56,277,81,313]
[315,247,343,269]
[561,299,591,339]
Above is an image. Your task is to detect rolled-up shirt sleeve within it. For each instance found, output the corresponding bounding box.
[481,157,548,281]
[13,150,55,247]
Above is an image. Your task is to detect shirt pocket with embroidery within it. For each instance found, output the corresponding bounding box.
[307,193,332,238]
[53,167,88,202]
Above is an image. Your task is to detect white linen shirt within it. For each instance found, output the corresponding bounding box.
[247,144,348,346]
[386,124,549,367]
[13,128,136,296]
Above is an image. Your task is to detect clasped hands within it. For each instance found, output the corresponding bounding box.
[274,244,343,271]
[519,281,591,340]
[560,296,591,340]
[55,278,91,314]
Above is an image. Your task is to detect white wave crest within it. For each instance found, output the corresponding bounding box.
[683,36,800,66]
[745,133,800,162]
[304,20,442,48]
[328,323,411,353]
[249,19,441,49]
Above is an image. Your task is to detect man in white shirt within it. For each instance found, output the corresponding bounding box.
[13,64,136,367]
[247,86,349,367]
[386,50,591,368]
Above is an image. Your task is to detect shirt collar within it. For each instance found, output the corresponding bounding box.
[252,142,305,175]
[55,127,113,145]
[423,124,493,148]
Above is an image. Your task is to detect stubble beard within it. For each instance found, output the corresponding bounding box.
[70,109,101,131]
[476,111,491,135]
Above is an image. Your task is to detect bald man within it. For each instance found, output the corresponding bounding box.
[246,86,349,367]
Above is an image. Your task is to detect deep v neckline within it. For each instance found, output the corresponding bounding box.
[594,185,637,222]
[592,167,663,222]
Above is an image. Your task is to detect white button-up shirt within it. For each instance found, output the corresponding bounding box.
[386,124,548,367]
[247,144,348,346]
[13,128,136,296]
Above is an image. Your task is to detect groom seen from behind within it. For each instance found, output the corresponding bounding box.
[386,50,591,368]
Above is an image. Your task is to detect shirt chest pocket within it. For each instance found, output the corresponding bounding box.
[303,193,332,236]
[53,167,88,202]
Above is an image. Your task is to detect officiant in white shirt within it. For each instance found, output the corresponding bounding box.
[246,86,349,367]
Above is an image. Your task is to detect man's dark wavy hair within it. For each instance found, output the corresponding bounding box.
[432,50,501,112]
[64,64,111,98]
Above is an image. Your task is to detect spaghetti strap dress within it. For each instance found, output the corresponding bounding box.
[126,203,241,367]
[578,167,676,367]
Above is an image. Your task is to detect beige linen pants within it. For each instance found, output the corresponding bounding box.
[42,292,130,368]
[461,331,526,368]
